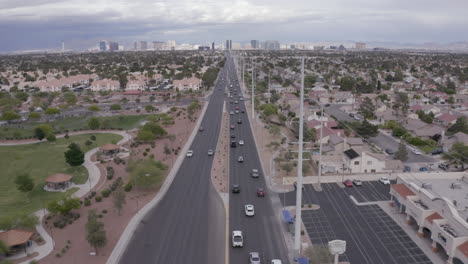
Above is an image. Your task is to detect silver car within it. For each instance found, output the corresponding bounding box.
[249,252,260,264]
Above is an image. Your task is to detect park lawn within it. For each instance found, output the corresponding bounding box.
[0,114,149,139]
[0,133,122,218]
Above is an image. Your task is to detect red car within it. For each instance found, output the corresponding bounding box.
[343,179,353,187]
[257,188,265,197]
[230,125,235,129]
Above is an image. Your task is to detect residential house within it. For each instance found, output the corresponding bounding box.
[443,132,468,152]
[126,80,147,91]
[435,113,459,126]
[172,77,201,91]
[90,79,120,91]
[343,148,387,173]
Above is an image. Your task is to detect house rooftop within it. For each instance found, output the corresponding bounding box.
[344,148,359,159]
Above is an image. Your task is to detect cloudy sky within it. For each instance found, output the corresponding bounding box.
[0,0,467,51]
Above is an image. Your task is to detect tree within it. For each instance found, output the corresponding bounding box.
[145,105,155,112]
[304,245,333,264]
[46,133,56,142]
[14,173,34,193]
[394,142,409,161]
[112,184,126,215]
[164,144,171,156]
[1,111,21,121]
[28,112,41,119]
[0,240,9,255]
[0,213,39,230]
[46,197,81,216]
[88,117,100,130]
[64,143,84,166]
[64,91,77,105]
[443,143,468,170]
[34,126,46,141]
[355,120,379,138]
[85,210,107,254]
[88,105,100,111]
[358,97,376,119]
[448,117,468,135]
[110,104,121,111]
[281,162,293,175]
[44,107,60,115]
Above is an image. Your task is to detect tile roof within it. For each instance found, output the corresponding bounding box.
[457,241,468,257]
[46,173,72,183]
[426,212,443,224]
[0,229,34,247]
[436,113,458,123]
[391,184,415,199]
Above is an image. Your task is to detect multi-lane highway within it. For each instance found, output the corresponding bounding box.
[227,59,289,263]
[119,59,229,264]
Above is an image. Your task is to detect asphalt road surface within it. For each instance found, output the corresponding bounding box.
[324,104,435,164]
[227,59,290,263]
[119,61,229,264]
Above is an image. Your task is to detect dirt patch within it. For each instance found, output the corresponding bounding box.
[211,110,229,193]
[38,104,204,264]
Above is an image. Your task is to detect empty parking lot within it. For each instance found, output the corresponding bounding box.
[282,182,432,264]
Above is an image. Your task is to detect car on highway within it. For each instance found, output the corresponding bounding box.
[239,140,244,145]
[245,204,255,216]
[238,156,244,162]
[230,111,234,115]
[234,101,238,104]
[231,141,237,147]
[232,184,240,193]
[251,169,259,178]
[353,179,363,186]
[411,148,422,155]
[385,148,394,155]
[271,260,282,264]
[199,126,204,132]
[231,231,244,248]
[257,188,265,197]
[240,98,244,101]
[249,252,261,264]
[230,125,235,129]
[241,109,245,113]
[379,177,391,185]
[231,134,236,138]
[186,150,193,157]
[235,110,239,114]
[237,119,242,124]
[207,149,214,156]
[419,167,429,172]
[343,179,353,187]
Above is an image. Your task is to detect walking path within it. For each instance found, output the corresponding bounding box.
[0,130,132,264]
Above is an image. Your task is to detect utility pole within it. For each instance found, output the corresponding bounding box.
[251,57,255,120]
[294,57,305,258]
[268,69,271,104]
[318,104,324,187]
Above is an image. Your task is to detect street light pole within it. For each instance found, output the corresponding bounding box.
[318,104,324,187]
[251,57,255,120]
[268,69,271,104]
[294,57,305,258]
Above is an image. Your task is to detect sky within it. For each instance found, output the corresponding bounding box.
[0,0,468,52]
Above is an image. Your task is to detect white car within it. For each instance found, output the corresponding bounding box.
[238,156,244,163]
[271,260,283,264]
[186,150,193,157]
[379,177,391,185]
[412,149,422,155]
[230,111,234,115]
[245,204,255,216]
[239,140,244,146]
[249,252,260,264]
[232,231,243,247]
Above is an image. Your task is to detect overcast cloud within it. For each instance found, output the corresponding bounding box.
[0,0,467,51]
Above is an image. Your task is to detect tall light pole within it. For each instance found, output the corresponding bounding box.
[268,69,271,104]
[318,104,324,187]
[294,57,305,258]
[251,57,255,120]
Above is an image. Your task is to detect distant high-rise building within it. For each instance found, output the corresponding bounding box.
[153,41,165,50]
[212,42,215,51]
[62,41,65,52]
[225,40,232,50]
[250,40,259,49]
[134,41,138,50]
[167,40,176,50]
[140,41,148,50]
[355,42,366,50]
[198,46,210,51]
[99,41,107,51]
[263,40,280,50]
[313,46,324,51]
[109,42,119,51]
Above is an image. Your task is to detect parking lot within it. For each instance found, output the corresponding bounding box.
[282,182,432,264]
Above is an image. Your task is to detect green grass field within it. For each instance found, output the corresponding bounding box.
[0,133,122,218]
[0,114,148,139]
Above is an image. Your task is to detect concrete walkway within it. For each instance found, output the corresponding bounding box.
[0,130,132,264]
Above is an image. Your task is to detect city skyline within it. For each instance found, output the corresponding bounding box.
[1,0,468,52]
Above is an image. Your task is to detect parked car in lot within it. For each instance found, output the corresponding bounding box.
[232,184,240,193]
[251,169,259,178]
[238,156,244,162]
[379,177,391,185]
[186,150,193,157]
[245,204,255,216]
[249,252,260,264]
[207,149,214,156]
[353,179,362,186]
[257,188,265,197]
[232,231,243,247]
[419,167,429,172]
[343,179,353,187]
[385,148,394,155]
[239,140,244,145]
[438,163,449,170]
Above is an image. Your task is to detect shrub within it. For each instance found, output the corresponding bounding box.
[102,189,111,198]
[106,166,114,180]
[85,140,92,146]
[124,183,133,192]
[84,199,91,206]
[61,248,66,254]
[95,196,102,202]
[102,209,108,214]
[56,253,61,258]
[149,154,154,159]
[90,135,96,141]
[143,152,147,156]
